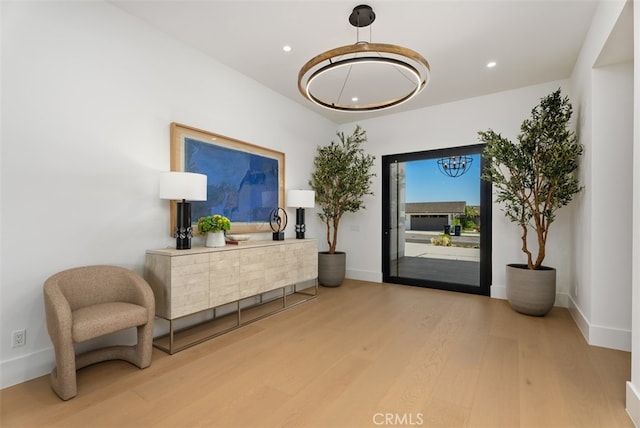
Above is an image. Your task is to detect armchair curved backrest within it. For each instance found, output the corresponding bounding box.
[45,265,153,312]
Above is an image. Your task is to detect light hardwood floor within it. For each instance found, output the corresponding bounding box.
[1,279,633,427]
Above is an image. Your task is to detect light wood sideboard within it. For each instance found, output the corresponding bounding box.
[144,239,318,353]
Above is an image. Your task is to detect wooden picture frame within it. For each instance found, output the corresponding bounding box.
[169,122,285,235]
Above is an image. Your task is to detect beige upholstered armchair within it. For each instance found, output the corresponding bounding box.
[43,265,155,400]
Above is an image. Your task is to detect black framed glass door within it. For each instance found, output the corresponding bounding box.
[382,145,492,295]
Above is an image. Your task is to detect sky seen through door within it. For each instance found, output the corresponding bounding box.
[405,155,481,205]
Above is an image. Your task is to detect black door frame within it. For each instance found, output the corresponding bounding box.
[382,144,492,296]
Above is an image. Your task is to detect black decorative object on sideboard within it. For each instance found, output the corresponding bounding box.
[269,207,287,240]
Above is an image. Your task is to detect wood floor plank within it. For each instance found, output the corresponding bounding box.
[0,279,633,428]
[467,335,520,427]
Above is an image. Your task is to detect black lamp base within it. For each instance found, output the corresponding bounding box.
[295,207,306,239]
[175,234,191,250]
[175,200,192,250]
[272,232,285,241]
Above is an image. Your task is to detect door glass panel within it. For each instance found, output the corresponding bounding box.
[383,147,490,295]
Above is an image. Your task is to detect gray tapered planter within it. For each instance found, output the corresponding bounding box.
[318,252,346,287]
[506,264,556,316]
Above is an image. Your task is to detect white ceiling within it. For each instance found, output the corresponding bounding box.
[110,0,603,124]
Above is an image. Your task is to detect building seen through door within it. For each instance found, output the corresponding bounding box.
[382,145,492,295]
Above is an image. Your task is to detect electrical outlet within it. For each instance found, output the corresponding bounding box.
[12,329,26,347]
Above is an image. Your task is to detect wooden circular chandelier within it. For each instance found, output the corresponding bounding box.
[298,5,430,112]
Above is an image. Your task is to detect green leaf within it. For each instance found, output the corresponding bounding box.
[478,89,584,269]
[309,125,376,253]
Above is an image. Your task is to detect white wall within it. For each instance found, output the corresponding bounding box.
[337,81,575,302]
[0,1,335,388]
[628,0,640,424]
[591,62,633,344]
[569,0,633,353]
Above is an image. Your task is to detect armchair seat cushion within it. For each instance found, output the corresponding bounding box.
[72,302,148,343]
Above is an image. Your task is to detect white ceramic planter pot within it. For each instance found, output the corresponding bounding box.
[205,231,226,248]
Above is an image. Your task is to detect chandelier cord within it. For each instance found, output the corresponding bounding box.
[358,14,414,91]
[340,9,364,105]
[336,64,354,105]
[372,50,420,87]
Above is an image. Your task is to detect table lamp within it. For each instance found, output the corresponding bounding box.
[159,171,207,249]
[286,189,315,239]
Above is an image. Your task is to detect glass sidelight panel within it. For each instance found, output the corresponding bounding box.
[382,145,491,295]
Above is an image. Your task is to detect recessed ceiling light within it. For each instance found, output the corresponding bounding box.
[486,61,497,68]
[283,45,292,53]
[352,97,358,102]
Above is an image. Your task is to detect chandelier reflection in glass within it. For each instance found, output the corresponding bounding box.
[437,155,473,178]
[298,4,430,112]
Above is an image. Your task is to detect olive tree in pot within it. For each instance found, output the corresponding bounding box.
[309,125,375,287]
[478,89,584,316]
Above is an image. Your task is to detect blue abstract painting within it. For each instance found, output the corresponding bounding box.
[184,138,279,223]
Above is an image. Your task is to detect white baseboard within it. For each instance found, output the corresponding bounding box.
[494,286,630,350]
[568,299,590,340]
[1,329,144,390]
[590,324,632,352]
[568,296,631,352]
[627,382,640,426]
[346,269,382,283]
[491,284,508,300]
[1,347,54,389]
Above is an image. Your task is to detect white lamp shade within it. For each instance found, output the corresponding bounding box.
[287,189,315,208]
[159,171,207,201]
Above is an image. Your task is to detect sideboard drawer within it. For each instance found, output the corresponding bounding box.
[209,250,240,307]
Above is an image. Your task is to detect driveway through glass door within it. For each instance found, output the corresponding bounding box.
[382,145,491,295]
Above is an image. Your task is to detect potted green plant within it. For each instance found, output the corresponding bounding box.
[478,88,584,316]
[309,125,375,287]
[197,214,231,248]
